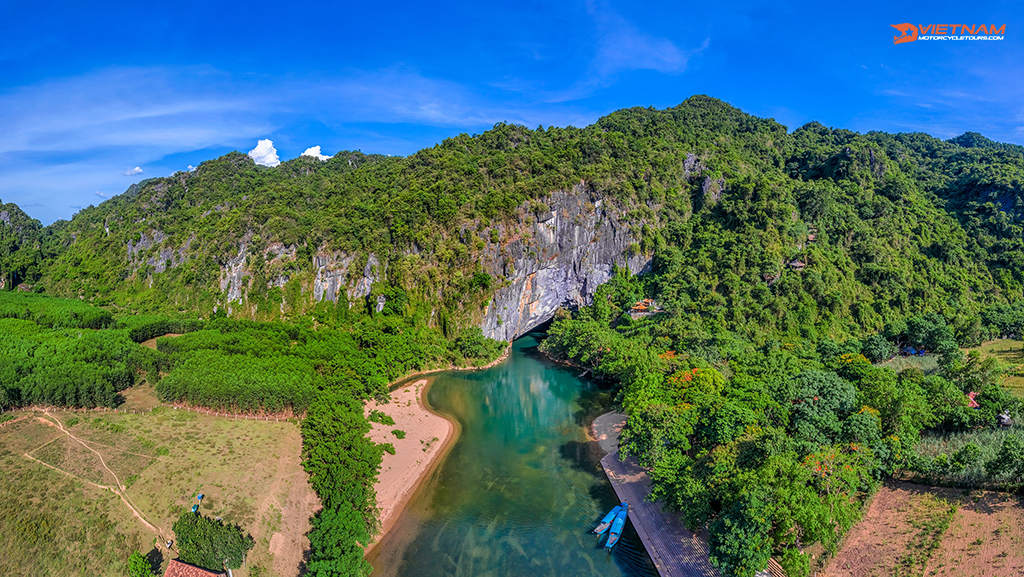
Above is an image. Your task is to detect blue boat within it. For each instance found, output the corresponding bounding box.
[593,502,627,534]
[605,504,628,549]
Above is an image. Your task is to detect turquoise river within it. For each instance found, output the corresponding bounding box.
[369,335,656,577]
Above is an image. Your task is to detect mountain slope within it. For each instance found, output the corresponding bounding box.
[1,95,1022,343]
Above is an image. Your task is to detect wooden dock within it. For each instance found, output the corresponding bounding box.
[600,450,720,577]
[593,412,779,577]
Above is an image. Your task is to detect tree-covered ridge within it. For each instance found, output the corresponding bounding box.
[0,200,54,291]
[0,96,1013,343]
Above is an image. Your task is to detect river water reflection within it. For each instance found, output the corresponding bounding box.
[369,335,656,577]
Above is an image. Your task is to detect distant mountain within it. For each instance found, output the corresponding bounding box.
[3,96,1023,342]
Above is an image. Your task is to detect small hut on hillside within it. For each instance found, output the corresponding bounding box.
[629,298,664,319]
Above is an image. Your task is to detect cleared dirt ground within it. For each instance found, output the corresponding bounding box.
[923,490,1024,576]
[824,481,1024,577]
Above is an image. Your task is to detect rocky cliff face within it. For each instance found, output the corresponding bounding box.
[120,182,650,336]
[312,253,382,304]
[479,184,651,342]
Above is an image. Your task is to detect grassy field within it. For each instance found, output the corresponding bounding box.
[0,396,319,577]
[879,353,941,375]
[915,428,1022,489]
[965,339,1024,397]
[878,340,1024,398]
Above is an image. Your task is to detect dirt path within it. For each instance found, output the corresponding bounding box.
[23,451,161,534]
[140,334,182,350]
[39,411,165,538]
[0,415,29,428]
[255,429,316,577]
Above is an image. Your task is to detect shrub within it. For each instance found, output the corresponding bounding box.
[368,410,395,426]
[172,511,254,571]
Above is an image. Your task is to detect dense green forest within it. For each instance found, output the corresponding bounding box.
[3,96,1024,576]
[541,270,1023,576]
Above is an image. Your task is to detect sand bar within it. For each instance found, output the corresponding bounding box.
[364,378,456,553]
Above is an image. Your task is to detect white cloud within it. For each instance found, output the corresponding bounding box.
[122,166,143,176]
[95,191,108,199]
[301,145,331,161]
[0,65,600,223]
[248,139,280,167]
[187,165,196,172]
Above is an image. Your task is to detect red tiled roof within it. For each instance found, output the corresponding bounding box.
[164,559,224,577]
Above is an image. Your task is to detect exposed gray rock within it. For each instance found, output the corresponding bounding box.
[312,252,354,302]
[352,254,381,301]
[0,211,9,226]
[205,183,650,328]
[127,230,167,258]
[480,183,652,342]
[220,245,249,303]
[682,152,705,178]
[702,176,726,204]
[311,252,383,306]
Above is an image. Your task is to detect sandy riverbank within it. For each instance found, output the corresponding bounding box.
[363,378,458,554]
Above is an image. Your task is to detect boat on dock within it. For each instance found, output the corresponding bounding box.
[594,502,627,535]
[605,504,629,549]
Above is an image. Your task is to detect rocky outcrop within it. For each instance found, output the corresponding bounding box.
[312,253,382,304]
[220,244,249,303]
[479,183,651,342]
[127,230,193,274]
[176,182,650,330]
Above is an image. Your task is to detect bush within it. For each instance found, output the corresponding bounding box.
[172,511,254,571]
[984,434,1024,479]
[778,547,810,577]
[915,429,1024,487]
[391,429,406,439]
[368,410,395,426]
[127,551,152,577]
[861,334,896,363]
[950,443,982,473]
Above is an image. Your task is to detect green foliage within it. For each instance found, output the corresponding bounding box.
[115,314,204,343]
[984,433,1024,479]
[915,428,1024,488]
[171,511,254,571]
[708,492,773,577]
[0,315,144,410]
[0,291,113,329]
[950,442,982,473]
[861,334,896,363]
[302,391,385,577]
[778,547,810,577]
[391,429,406,439]
[126,551,151,577]
[454,327,506,365]
[368,410,395,426]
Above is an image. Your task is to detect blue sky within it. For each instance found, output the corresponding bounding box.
[1,0,1021,224]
